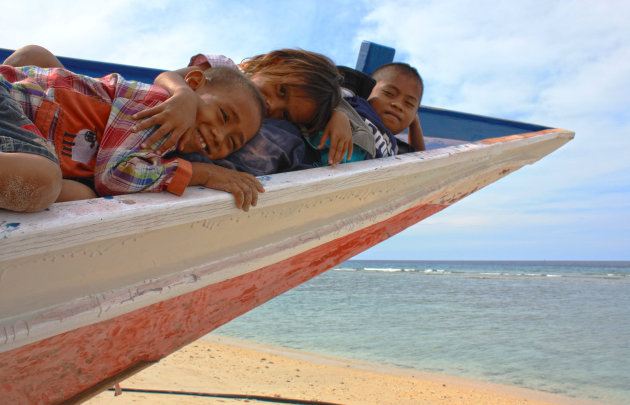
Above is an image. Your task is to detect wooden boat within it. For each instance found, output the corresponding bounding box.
[0,42,573,404]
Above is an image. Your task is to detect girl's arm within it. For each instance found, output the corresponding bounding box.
[408,115,426,151]
[318,109,353,166]
[133,66,203,154]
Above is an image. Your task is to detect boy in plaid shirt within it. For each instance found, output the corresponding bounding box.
[0,63,265,211]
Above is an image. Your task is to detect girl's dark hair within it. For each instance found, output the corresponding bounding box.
[239,49,342,132]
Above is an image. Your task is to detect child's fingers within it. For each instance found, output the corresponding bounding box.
[255,179,265,193]
[318,131,331,149]
[251,188,259,207]
[229,185,245,211]
[154,127,184,154]
[132,105,161,120]
[328,144,339,165]
[223,180,254,212]
[329,139,346,166]
[177,128,195,152]
[133,116,158,133]
[238,176,263,211]
[134,110,166,134]
[141,123,172,149]
[239,174,265,194]
[241,186,253,212]
[327,136,338,164]
[247,176,265,193]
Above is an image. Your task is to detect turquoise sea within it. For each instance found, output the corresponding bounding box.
[209,260,630,404]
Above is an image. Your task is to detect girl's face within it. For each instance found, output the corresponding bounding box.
[250,73,317,127]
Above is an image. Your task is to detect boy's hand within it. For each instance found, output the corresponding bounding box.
[134,87,198,154]
[191,162,265,211]
[318,110,353,166]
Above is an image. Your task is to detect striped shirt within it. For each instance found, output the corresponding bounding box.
[365,117,396,158]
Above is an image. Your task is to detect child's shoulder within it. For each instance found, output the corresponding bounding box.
[344,96,380,126]
[337,66,375,99]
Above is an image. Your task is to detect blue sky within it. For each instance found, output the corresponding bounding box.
[3,1,629,260]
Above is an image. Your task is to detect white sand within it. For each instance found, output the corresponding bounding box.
[87,335,603,405]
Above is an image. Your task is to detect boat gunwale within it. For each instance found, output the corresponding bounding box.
[0,127,573,264]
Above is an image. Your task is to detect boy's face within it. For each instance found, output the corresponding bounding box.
[367,70,422,135]
[179,81,261,159]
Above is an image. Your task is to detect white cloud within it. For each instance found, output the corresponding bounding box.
[351,0,630,259]
[4,1,370,68]
[357,1,630,120]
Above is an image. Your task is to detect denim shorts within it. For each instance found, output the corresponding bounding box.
[0,84,59,164]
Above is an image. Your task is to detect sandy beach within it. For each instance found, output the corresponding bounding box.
[86,335,601,405]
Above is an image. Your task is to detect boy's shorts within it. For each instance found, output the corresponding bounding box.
[0,84,59,164]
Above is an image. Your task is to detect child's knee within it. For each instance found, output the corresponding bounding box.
[30,158,63,211]
[0,153,62,212]
[3,45,64,68]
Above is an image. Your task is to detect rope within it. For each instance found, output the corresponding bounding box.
[106,387,343,404]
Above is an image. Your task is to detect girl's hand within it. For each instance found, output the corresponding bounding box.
[318,110,353,166]
[134,87,198,154]
[190,162,265,211]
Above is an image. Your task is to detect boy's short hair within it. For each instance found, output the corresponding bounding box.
[371,62,424,100]
[203,67,267,124]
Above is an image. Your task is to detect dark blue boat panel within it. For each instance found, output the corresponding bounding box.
[418,107,549,141]
[55,57,163,83]
[0,48,163,83]
[2,45,549,142]
[0,48,14,64]
[355,41,395,76]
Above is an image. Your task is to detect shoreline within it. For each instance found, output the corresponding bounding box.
[87,335,604,405]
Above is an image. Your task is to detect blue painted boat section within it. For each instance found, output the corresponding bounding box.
[418,107,549,141]
[355,41,395,76]
[0,48,163,83]
[1,44,550,141]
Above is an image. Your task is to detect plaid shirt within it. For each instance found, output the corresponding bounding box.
[0,65,191,196]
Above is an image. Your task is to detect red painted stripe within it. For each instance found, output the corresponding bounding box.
[0,202,446,404]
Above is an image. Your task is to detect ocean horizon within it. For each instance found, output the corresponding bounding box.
[209,259,630,405]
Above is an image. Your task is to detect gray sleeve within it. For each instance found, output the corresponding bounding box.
[335,98,376,157]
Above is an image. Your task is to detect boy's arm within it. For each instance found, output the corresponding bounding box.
[95,138,263,211]
[94,140,193,198]
[94,114,263,212]
[408,114,426,151]
[133,66,203,154]
[190,162,264,211]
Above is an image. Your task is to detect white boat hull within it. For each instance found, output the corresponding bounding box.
[0,127,573,403]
